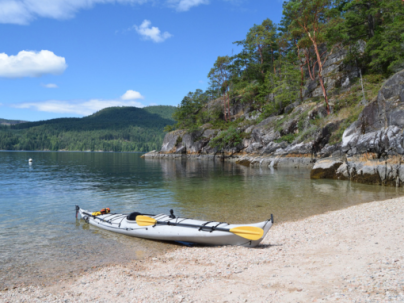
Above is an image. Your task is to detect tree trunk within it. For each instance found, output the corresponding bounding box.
[310,34,330,115]
[367,13,375,38]
[300,65,304,102]
[227,93,231,120]
[305,49,315,81]
[258,46,264,75]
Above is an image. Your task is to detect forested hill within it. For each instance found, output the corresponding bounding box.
[11,106,175,131]
[0,106,176,152]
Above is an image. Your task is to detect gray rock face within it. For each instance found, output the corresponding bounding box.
[342,70,404,157]
[312,122,341,154]
[250,116,281,147]
[161,130,186,153]
[304,43,365,99]
[182,130,210,154]
[202,129,218,139]
[284,101,300,115]
[261,142,287,155]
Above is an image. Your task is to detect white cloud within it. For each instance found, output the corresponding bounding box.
[0,50,67,78]
[42,83,58,88]
[168,0,209,11]
[13,99,145,116]
[11,90,146,116]
[134,20,172,43]
[0,0,149,25]
[121,90,144,100]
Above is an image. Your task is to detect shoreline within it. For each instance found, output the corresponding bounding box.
[2,197,403,302]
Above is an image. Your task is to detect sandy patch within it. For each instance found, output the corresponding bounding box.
[1,197,404,302]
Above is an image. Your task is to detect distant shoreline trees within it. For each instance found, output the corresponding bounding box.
[0,106,175,152]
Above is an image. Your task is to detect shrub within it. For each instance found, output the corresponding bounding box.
[209,126,243,150]
[274,133,297,144]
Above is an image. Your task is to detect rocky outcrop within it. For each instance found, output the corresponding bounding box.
[342,70,404,157]
[310,155,404,187]
[143,68,404,187]
[161,130,186,153]
[308,70,404,186]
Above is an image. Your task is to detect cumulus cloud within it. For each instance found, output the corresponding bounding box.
[42,83,58,88]
[121,90,144,100]
[168,0,209,11]
[0,0,149,25]
[0,50,67,78]
[13,99,145,116]
[134,20,172,43]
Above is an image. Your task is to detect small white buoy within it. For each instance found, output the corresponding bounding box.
[29,158,33,163]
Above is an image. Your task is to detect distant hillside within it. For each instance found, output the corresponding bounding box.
[0,118,28,126]
[0,106,176,152]
[12,106,175,131]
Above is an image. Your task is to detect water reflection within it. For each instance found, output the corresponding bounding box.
[145,157,402,223]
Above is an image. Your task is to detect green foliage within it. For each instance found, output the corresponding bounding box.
[164,125,175,132]
[233,19,278,80]
[209,126,243,150]
[0,106,175,152]
[367,1,404,74]
[364,74,384,84]
[144,106,176,121]
[329,0,404,75]
[208,56,232,94]
[172,89,210,130]
[176,136,183,145]
[270,57,300,108]
[275,133,297,144]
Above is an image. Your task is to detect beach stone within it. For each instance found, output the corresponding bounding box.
[310,158,343,179]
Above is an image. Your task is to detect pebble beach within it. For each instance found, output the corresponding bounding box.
[1,197,404,303]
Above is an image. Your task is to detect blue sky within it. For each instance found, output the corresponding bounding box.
[0,0,284,121]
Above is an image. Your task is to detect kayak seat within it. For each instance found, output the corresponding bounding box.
[127,212,142,221]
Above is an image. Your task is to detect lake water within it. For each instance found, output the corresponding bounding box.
[0,151,402,289]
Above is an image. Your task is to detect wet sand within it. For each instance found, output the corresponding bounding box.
[1,197,404,302]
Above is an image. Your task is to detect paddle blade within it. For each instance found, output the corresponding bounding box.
[229,226,264,241]
[136,215,157,226]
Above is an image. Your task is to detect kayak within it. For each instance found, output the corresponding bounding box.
[76,206,273,247]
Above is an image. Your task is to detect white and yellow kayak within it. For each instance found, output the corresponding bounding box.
[76,206,273,247]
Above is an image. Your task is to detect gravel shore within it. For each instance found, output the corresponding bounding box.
[1,197,404,302]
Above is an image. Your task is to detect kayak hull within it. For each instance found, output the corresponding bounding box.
[77,208,273,247]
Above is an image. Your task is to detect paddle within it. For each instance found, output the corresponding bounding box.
[136,215,265,241]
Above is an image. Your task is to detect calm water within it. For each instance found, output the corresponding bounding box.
[0,151,402,288]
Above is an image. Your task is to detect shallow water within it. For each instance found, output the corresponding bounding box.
[0,151,402,288]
